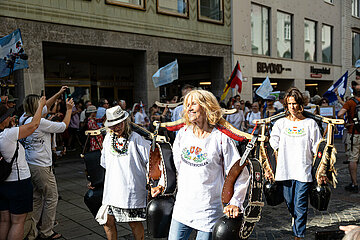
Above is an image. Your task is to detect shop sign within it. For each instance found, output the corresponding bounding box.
[257,62,291,74]
[310,66,330,74]
[310,66,331,78]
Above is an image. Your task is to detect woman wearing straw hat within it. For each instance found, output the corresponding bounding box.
[96,106,150,240]
[85,105,104,152]
[0,96,46,240]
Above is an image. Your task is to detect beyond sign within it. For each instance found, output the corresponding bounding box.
[257,62,291,74]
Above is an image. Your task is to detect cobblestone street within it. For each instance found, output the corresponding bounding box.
[51,139,360,239]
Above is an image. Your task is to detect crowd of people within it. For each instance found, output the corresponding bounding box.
[0,83,359,240]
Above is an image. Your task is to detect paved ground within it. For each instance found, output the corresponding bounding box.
[48,139,359,240]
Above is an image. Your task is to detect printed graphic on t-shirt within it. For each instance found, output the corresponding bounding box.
[181,146,209,167]
[285,126,305,137]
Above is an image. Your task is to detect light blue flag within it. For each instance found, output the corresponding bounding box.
[355,59,360,68]
[152,59,178,88]
[0,29,28,78]
[323,71,348,103]
[256,76,273,99]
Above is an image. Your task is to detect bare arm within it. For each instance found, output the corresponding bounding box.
[62,98,75,129]
[338,108,347,119]
[46,86,67,110]
[334,89,345,106]
[18,96,47,139]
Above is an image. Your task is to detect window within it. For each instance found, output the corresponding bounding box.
[304,19,317,61]
[251,4,269,56]
[157,0,188,17]
[322,24,332,63]
[105,0,145,10]
[353,31,360,65]
[277,11,292,59]
[198,0,224,24]
[353,0,360,17]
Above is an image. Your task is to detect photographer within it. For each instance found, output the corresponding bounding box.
[20,87,74,240]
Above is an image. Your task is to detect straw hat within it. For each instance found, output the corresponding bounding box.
[86,105,97,114]
[104,106,129,127]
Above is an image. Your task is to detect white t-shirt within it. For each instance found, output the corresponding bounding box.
[269,118,321,182]
[0,127,30,181]
[226,110,245,130]
[172,126,250,232]
[134,112,146,125]
[101,131,150,209]
[80,110,86,123]
[19,115,67,167]
[273,101,283,110]
[246,111,261,127]
[171,105,183,122]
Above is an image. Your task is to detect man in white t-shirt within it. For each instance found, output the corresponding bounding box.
[80,100,92,126]
[226,101,245,131]
[245,102,262,134]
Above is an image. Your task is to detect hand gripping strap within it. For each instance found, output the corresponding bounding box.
[221,159,264,240]
[148,142,177,196]
[312,140,338,188]
[239,159,264,239]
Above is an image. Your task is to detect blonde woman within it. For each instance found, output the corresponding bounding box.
[152,90,250,240]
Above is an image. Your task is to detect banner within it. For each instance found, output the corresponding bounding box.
[0,29,28,78]
[152,59,178,88]
[323,71,348,103]
[255,76,273,99]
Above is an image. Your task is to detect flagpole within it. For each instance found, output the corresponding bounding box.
[348,67,359,78]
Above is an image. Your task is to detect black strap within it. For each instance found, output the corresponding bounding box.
[350,97,359,151]
[351,97,360,105]
[20,116,31,126]
[8,141,20,181]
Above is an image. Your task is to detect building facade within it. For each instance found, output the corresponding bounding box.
[0,0,232,107]
[232,0,354,101]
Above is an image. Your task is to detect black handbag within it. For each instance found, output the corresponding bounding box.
[84,188,104,217]
[0,142,19,183]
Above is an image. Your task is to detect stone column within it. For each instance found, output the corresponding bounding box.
[23,41,44,95]
[210,57,224,98]
[145,50,159,109]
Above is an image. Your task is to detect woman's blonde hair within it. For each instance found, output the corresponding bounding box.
[122,116,132,139]
[182,90,222,127]
[23,94,40,117]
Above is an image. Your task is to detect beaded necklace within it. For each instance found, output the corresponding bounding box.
[111,133,129,155]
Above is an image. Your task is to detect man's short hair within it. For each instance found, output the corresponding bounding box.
[99,98,107,107]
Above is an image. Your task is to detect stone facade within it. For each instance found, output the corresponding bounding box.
[0,0,232,106]
[232,0,346,101]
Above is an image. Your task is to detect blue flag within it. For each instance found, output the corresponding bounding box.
[323,71,348,103]
[256,76,273,99]
[0,29,28,78]
[152,59,178,88]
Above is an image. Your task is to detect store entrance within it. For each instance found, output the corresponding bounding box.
[158,53,223,101]
[43,42,142,108]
